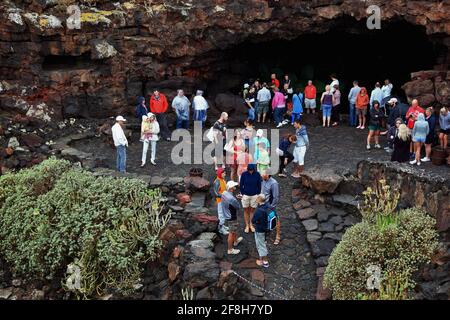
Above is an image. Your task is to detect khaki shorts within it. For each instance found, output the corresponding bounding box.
[242,194,258,208]
[305,98,316,109]
[225,219,239,233]
[357,107,367,116]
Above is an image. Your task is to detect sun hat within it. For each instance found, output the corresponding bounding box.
[226,181,239,190]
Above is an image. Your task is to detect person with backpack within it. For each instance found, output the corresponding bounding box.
[261,170,280,245]
[252,194,271,268]
[135,96,148,120]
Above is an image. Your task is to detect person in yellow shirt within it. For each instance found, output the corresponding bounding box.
[213,167,228,235]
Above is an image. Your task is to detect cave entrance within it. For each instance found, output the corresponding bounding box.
[211,19,444,108]
[42,52,96,71]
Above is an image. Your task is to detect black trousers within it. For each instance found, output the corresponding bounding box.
[331,104,340,123]
[156,113,170,140]
[279,151,294,173]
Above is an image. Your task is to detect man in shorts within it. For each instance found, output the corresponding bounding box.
[256,83,271,123]
[304,80,317,114]
[239,164,262,234]
[221,181,243,255]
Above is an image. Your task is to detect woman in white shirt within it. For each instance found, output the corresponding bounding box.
[141,113,160,167]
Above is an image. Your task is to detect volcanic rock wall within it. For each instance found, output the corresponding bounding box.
[0,0,449,120]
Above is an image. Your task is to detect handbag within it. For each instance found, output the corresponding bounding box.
[275,148,284,156]
[206,127,215,142]
[224,141,234,153]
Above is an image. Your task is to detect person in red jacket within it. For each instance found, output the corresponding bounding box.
[304,80,317,114]
[405,99,424,130]
[271,73,280,89]
[150,90,170,141]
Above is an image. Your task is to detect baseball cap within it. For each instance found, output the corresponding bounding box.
[256,129,264,137]
[244,83,250,89]
[116,116,126,122]
[226,181,239,190]
[388,98,398,104]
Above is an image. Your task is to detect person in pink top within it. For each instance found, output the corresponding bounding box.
[237,147,254,183]
[272,87,286,128]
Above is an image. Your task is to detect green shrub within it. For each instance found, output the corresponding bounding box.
[323,208,438,300]
[0,158,171,298]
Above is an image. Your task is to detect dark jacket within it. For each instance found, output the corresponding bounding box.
[388,105,401,127]
[239,164,262,196]
[391,136,411,163]
[397,103,409,123]
[369,107,383,127]
[426,114,436,140]
[387,126,397,148]
[135,96,148,119]
[279,137,291,154]
[252,203,270,233]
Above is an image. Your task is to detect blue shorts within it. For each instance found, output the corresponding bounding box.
[413,137,425,143]
[322,104,332,118]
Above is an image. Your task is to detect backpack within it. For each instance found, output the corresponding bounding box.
[267,210,277,231]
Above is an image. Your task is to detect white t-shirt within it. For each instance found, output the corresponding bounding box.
[112,123,128,147]
[193,96,209,110]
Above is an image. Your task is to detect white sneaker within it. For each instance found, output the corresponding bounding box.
[219,227,229,235]
[375,144,381,149]
[410,160,417,165]
[356,125,361,129]
[276,123,283,128]
[417,162,421,166]
[360,126,365,130]
[282,120,289,125]
[150,159,156,165]
[366,145,371,150]
[233,236,243,246]
[421,157,430,162]
[227,249,240,255]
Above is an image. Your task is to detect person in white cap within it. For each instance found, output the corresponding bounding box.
[252,129,270,164]
[140,113,160,167]
[221,180,243,255]
[112,116,128,173]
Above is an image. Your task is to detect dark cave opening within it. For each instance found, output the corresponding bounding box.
[41,52,96,71]
[211,19,445,109]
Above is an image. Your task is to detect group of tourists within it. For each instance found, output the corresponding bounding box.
[242,74,316,128]
[214,164,280,267]
[109,71,448,269]
[208,111,309,266]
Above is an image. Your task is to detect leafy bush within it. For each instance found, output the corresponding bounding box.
[0,158,171,298]
[323,208,438,300]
